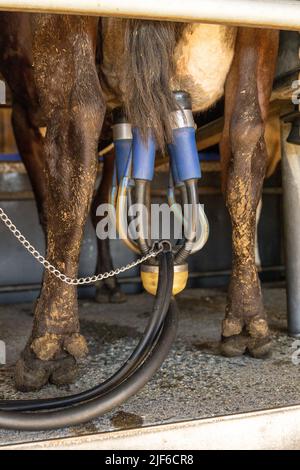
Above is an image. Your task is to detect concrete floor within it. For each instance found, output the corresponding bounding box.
[0,287,299,447]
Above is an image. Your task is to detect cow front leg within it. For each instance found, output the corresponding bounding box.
[91,149,126,303]
[15,15,105,391]
[220,28,279,358]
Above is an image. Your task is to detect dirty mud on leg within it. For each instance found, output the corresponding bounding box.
[219,27,279,358]
[15,282,88,392]
[15,14,105,391]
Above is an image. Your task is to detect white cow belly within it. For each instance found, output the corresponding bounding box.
[172,24,237,112]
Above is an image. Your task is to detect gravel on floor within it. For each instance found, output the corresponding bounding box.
[0,287,299,446]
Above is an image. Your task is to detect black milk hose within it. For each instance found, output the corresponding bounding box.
[0,251,178,430]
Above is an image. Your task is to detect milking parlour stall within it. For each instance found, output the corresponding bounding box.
[0,0,298,456]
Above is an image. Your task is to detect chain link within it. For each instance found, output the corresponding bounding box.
[0,207,161,286]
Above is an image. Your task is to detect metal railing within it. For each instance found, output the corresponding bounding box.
[0,0,299,31]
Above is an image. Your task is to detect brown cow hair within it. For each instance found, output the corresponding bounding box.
[122,20,182,149]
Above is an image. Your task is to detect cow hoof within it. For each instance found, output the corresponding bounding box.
[15,353,50,392]
[247,337,272,358]
[95,284,126,304]
[15,349,78,392]
[14,332,87,393]
[221,333,272,358]
[220,335,248,357]
[109,288,127,304]
[49,356,78,385]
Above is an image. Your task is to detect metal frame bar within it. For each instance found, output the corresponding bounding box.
[281,121,300,337]
[0,0,299,31]
[2,404,300,449]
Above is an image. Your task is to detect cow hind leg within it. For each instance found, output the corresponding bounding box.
[220,28,279,358]
[15,15,105,391]
[12,102,48,232]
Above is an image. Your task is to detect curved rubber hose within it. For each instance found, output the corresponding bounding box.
[0,299,178,430]
[135,179,152,255]
[127,185,138,241]
[190,203,209,254]
[116,177,140,254]
[168,178,209,254]
[0,252,174,413]
[175,179,199,264]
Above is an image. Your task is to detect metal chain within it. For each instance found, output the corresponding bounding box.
[0,207,161,286]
